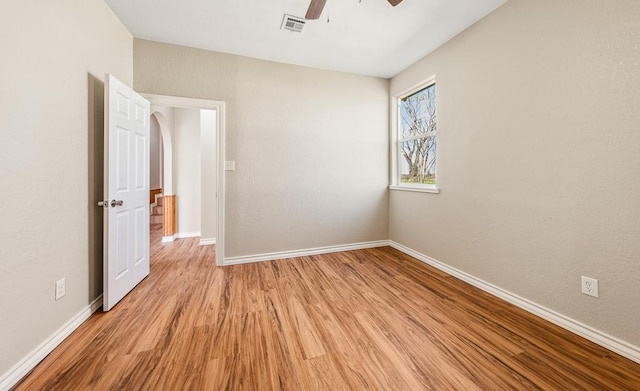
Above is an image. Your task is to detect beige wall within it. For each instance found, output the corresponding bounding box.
[0,0,132,378]
[134,40,390,257]
[390,0,640,347]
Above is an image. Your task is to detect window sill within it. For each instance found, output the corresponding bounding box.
[389,185,440,194]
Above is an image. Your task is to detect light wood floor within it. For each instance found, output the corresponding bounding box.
[15,224,640,390]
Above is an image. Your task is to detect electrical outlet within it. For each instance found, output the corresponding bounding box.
[55,278,66,300]
[581,276,599,298]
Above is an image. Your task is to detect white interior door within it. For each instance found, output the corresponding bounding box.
[103,74,150,311]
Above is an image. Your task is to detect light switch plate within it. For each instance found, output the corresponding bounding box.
[55,278,66,300]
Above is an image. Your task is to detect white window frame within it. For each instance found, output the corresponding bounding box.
[389,76,439,194]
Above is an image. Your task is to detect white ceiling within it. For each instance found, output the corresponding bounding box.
[104,0,506,78]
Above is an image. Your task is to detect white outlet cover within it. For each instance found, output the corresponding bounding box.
[581,276,599,298]
[55,278,66,300]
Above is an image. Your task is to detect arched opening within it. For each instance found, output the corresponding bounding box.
[151,111,174,195]
[150,111,176,240]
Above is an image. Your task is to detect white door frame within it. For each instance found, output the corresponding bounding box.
[143,93,226,266]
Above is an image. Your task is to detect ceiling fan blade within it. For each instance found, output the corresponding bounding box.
[306,0,327,20]
[387,0,403,6]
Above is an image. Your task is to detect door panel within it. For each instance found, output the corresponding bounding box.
[104,74,150,311]
[115,211,129,278]
[135,206,146,264]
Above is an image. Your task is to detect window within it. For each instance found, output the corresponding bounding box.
[391,78,438,193]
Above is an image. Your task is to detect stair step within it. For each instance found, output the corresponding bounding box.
[153,206,163,215]
[156,196,164,206]
[150,215,163,224]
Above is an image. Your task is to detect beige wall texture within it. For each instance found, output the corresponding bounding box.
[134,40,390,257]
[0,0,132,378]
[390,0,640,348]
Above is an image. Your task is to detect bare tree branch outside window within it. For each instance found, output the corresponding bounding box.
[399,84,436,185]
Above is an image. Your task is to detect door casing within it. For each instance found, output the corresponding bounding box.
[143,94,226,266]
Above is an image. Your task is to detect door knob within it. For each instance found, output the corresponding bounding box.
[97,200,108,208]
[111,199,124,207]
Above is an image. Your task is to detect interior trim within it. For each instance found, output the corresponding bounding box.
[200,238,216,246]
[0,296,103,390]
[388,240,640,365]
[224,240,390,266]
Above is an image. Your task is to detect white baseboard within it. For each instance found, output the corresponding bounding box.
[388,241,640,365]
[162,233,201,243]
[175,232,201,239]
[223,240,390,266]
[200,238,216,246]
[6,242,635,391]
[0,295,103,390]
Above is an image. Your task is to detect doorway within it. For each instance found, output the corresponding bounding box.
[144,94,226,266]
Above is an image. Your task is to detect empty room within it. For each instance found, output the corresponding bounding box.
[1,0,640,390]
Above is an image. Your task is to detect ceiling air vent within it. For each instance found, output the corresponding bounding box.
[281,14,306,33]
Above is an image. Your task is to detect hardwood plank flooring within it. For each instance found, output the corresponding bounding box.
[14,225,640,390]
